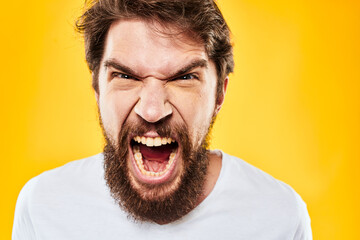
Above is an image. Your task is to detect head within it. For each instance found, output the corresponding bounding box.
[76,0,233,100]
[76,0,233,223]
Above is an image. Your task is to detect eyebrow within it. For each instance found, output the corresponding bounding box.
[168,59,208,79]
[103,58,208,80]
[104,59,140,78]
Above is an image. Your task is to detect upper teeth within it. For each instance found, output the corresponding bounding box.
[133,136,175,147]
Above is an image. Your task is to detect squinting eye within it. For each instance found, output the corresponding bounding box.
[113,72,135,80]
[177,74,198,80]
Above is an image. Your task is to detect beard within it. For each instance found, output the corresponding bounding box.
[102,118,214,224]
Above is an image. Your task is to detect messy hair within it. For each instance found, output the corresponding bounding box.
[76,0,234,98]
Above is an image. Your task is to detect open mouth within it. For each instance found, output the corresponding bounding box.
[131,136,179,178]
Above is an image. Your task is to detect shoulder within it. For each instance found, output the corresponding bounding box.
[14,153,104,215]
[220,151,306,208]
[40,153,103,178]
[218,151,312,239]
[221,151,302,198]
[35,153,102,183]
[13,153,104,239]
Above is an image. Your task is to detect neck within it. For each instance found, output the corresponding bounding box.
[196,150,223,205]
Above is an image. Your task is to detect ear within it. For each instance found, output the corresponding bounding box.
[214,76,229,115]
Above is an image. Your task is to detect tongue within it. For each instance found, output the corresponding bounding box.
[139,144,173,162]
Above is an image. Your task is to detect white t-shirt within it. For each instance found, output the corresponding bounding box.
[13,151,312,240]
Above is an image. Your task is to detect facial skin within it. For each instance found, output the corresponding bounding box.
[96,19,227,223]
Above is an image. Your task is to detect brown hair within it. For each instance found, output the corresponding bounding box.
[76,0,234,98]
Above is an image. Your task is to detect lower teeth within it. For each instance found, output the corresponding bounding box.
[133,147,176,177]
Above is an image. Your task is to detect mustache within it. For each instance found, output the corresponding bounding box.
[117,118,186,141]
[99,115,181,143]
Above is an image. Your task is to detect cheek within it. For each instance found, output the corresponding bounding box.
[192,90,216,128]
[171,88,216,141]
[99,93,135,139]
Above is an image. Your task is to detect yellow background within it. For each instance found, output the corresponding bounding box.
[2,0,359,239]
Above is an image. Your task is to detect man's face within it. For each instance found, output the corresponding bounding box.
[96,19,224,222]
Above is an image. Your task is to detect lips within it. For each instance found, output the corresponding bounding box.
[129,135,180,184]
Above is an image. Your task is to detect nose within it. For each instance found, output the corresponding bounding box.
[134,79,172,123]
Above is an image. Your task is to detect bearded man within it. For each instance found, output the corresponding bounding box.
[13,0,312,239]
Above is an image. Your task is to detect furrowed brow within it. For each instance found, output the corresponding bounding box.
[103,58,208,79]
[169,59,208,79]
[104,59,139,77]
